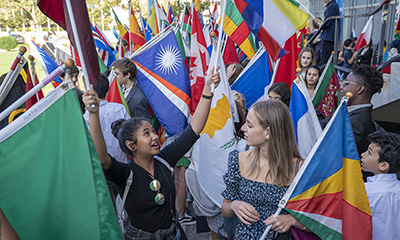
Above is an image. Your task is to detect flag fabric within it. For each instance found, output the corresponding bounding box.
[92,23,116,67]
[37,0,100,86]
[25,64,44,110]
[181,6,191,39]
[191,50,238,207]
[0,61,27,130]
[175,27,190,71]
[355,16,373,51]
[209,0,219,37]
[130,7,146,52]
[112,9,129,42]
[284,101,372,240]
[223,0,256,60]
[223,35,239,65]
[106,75,131,117]
[94,22,114,48]
[274,33,298,87]
[167,3,174,24]
[203,24,214,57]
[148,1,159,38]
[289,78,322,159]
[132,29,191,136]
[189,7,210,113]
[235,0,309,61]
[0,83,123,239]
[28,41,62,88]
[231,48,271,109]
[139,9,147,35]
[311,57,340,119]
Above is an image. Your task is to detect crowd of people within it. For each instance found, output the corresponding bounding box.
[1,0,400,239]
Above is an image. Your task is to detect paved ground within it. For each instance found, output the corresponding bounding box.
[182,224,211,240]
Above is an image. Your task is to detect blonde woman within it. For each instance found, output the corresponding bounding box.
[221,100,307,240]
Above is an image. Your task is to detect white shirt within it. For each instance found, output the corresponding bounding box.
[84,100,130,163]
[365,174,400,240]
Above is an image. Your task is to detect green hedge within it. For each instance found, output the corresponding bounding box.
[0,36,17,51]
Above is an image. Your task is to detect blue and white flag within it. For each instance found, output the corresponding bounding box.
[28,41,61,85]
[231,48,271,109]
[91,23,116,67]
[289,79,322,159]
[132,29,191,136]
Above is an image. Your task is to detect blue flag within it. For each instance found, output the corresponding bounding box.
[231,48,271,109]
[132,30,191,136]
[91,23,116,67]
[28,41,61,84]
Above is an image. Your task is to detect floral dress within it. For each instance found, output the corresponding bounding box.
[222,150,290,240]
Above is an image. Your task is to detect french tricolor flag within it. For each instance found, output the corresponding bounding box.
[355,16,373,51]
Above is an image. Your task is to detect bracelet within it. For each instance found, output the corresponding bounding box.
[201,93,213,99]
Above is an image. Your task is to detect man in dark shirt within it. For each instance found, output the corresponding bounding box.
[342,39,358,77]
[321,64,384,181]
[320,0,340,67]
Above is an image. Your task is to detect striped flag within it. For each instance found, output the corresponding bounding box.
[106,75,131,117]
[311,56,340,119]
[289,78,322,159]
[274,34,299,87]
[132,29,191,136]
[28,41,62,88]
[129,7,146,52]
[167,3,174,24]
[235,0,309,62]
[91,23,116,67]
[231,48,272,109]
[223,0,256,59]
[284,100,372,239]
[112,9,129,42]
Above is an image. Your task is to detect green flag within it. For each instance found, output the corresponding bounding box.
[0,83,122,239]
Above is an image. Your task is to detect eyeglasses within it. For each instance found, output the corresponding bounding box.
[342,80,362,87]
[149,179,165,205]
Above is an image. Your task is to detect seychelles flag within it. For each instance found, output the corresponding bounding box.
[132,29,191,136]
[283,100,372,239]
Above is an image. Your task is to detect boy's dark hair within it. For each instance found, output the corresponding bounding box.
[94,74,109,98]
[351,64,384,96]
[60,65,79,78]
[111,58,137,80]
[368,131,400,173]
[344,39,353,47]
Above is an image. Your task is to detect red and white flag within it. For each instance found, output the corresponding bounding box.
[355,16,373,51]
[189,7,210,113]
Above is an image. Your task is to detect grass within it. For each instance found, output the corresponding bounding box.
[0,44,55,96]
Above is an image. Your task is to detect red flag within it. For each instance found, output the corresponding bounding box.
[25,67,44,110]
[223,36,239,65]
[189,7,210,113]
[274,34,298,87]
[130,7,146,52]
[355,17,373,51]
[37,0,100,86]
[106,76,131,116]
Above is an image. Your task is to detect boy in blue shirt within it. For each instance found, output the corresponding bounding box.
[361,131,400,239]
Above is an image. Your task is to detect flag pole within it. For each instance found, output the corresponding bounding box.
[0,46,27,105]
[259,94,352,240]
[0,59,74,123]
[211,0,227,93]
[28,55,40,102]
[64,0,92,91]
[129,3,132,52]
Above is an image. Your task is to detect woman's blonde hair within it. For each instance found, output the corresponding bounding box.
[246,100,301,187]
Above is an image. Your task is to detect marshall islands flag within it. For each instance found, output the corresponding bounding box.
[282,99,372,240]
[132,29,191,136]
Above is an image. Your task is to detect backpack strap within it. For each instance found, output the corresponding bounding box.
[120,170,133,218]
[154,155,174,175]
